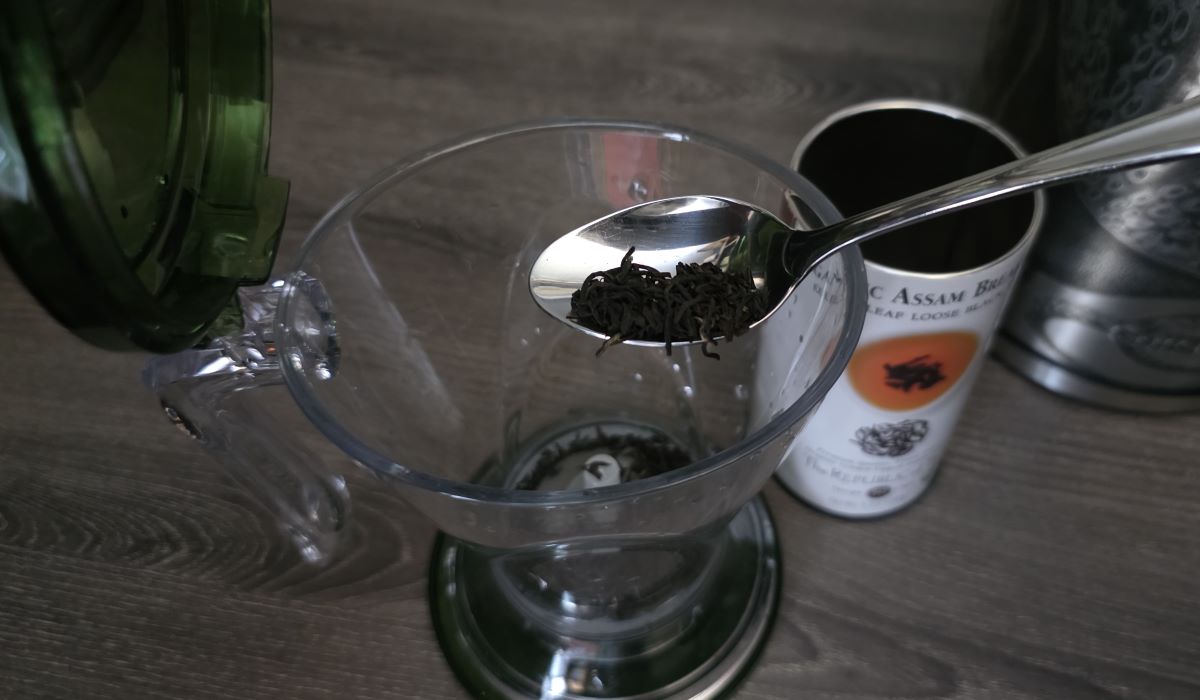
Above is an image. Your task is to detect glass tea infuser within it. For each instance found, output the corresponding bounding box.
[140,123,866,698]
[0,3,869,697]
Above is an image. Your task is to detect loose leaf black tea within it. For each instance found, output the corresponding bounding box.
[568,247,766,359]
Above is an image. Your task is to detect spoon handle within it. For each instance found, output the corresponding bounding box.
[788,96,1200,273]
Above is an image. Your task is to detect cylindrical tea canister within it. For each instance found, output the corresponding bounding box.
[763,99,1044,518]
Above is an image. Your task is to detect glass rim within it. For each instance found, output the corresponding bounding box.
[277,117,869,506]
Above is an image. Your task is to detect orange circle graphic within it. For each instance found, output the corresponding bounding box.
[847,331,979,411]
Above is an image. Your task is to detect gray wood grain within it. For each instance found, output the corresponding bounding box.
[3,0,1199,698]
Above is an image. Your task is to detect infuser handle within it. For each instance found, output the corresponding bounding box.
[143,280,351,563]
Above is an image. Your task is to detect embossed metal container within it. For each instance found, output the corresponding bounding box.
[993,0,1200,411]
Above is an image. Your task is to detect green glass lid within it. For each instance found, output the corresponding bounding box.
[0,0,288,352]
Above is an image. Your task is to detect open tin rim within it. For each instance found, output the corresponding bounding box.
[787,97,1046,282]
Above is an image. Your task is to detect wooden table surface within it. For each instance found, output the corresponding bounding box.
[3,1,1199,698]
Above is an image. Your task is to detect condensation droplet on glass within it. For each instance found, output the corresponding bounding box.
[682,385,695,398]
[534,326,542,335]
[734,384,749,400]
[162,404,201,440]
[296,540,322,563]
[520,338,529,347]
[628,179,649,201]
[632,372,644,382]
[672,363,681,373]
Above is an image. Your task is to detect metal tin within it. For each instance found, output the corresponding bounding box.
[991,0,1200,412]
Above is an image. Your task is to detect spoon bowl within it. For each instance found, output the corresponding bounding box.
[531,97,1200,349]
[528,195,791,345]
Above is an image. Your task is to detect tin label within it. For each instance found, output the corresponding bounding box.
[762,243,1031,518]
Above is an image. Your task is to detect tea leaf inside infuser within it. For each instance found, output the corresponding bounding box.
[567,247,767,359]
